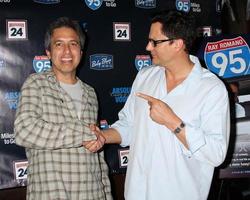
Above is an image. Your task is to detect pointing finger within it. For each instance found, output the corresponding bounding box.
[136,92,156,103]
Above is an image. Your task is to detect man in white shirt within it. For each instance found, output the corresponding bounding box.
[84,10,230,200]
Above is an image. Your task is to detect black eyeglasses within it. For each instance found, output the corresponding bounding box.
[148,38,175,47]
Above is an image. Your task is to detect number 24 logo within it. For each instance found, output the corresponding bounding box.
[117,29,127,38]
[17,167,27,178]
[10,27,23,37]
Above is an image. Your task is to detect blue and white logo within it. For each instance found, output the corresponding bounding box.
[135,55,151,71]
[4,91,20,110]
[135,0,156,9]
[90,54,113,70]
[33,0,60,4]
[176,0,190,13]
[204,36,250,79]
[110,87,131,104]
[85,0,103,10]
[33,56,51,73]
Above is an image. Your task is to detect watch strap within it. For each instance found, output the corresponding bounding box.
[173,122,185,134]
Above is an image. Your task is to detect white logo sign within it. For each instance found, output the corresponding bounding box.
[113,22,131,41]
[199,26,212,37]
[6,20,28,40]
[118,148,129,168]
[14,160,28,180]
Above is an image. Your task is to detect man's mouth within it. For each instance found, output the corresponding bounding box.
[61,58,72,62]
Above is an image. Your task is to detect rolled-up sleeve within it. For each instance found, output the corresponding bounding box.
[180,83,230,167]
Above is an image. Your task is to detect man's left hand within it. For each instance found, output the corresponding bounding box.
[136,92,176,126]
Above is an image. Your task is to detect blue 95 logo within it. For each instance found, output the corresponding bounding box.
[85,0,103,10]
[135,55,151,71]
[176,0,190,13]
[204,36,250,79]
[33,56,51,73]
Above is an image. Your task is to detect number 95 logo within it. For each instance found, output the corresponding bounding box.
[33,56,51,73]
[204,37,250,79]
[176,0,190,13]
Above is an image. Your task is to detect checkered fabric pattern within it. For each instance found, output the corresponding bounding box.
[14,70,112,200]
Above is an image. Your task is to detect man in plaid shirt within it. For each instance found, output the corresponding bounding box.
[14,17,112,200]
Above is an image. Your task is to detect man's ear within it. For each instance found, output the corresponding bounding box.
[45,49,51,59]
[173,38,185,52]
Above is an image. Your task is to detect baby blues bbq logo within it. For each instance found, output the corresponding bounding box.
[176,0,190,13]
[90,54,113,70]
[111,87,131,104]
[85,0,103,10]
[135,0,156,9]
[33,56,51,73]
[204,36,250,79]
[5,91,20,110]
[135,55,151,71]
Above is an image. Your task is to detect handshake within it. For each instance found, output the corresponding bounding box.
[83,124,106,153]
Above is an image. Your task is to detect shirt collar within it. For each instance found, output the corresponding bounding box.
[181,55,203,86]
[167,55,203,95]
[45,68,80,84]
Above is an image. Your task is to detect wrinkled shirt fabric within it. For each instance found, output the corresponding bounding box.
[112,56,230,200]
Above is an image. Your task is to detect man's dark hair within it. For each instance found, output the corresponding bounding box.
[151,10,197,53]
[44,17,86,50]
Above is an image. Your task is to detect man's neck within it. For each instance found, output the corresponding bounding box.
[165,54,194,92]
[53,69,77,84]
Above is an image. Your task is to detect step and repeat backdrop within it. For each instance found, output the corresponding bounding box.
[0,0,248,189]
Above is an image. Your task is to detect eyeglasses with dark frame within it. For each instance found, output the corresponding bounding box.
[148,38,175,47]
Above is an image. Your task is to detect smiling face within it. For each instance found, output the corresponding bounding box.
[46,27,82,83]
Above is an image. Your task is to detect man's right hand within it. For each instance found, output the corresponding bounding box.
[83,124,106,153]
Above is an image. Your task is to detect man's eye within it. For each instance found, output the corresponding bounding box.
[70,42,79,46]
[55,42,62,47]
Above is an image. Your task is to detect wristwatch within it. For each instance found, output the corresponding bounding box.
[173,122,185,134]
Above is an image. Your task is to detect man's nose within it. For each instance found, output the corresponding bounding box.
[63,44,71,53]
[146,41,154,51]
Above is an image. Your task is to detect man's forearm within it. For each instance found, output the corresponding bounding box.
[103,128,122,144]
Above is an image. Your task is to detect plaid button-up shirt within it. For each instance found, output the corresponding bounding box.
[14,70,112,200]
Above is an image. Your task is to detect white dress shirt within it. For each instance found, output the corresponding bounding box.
[112,56,230,200]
